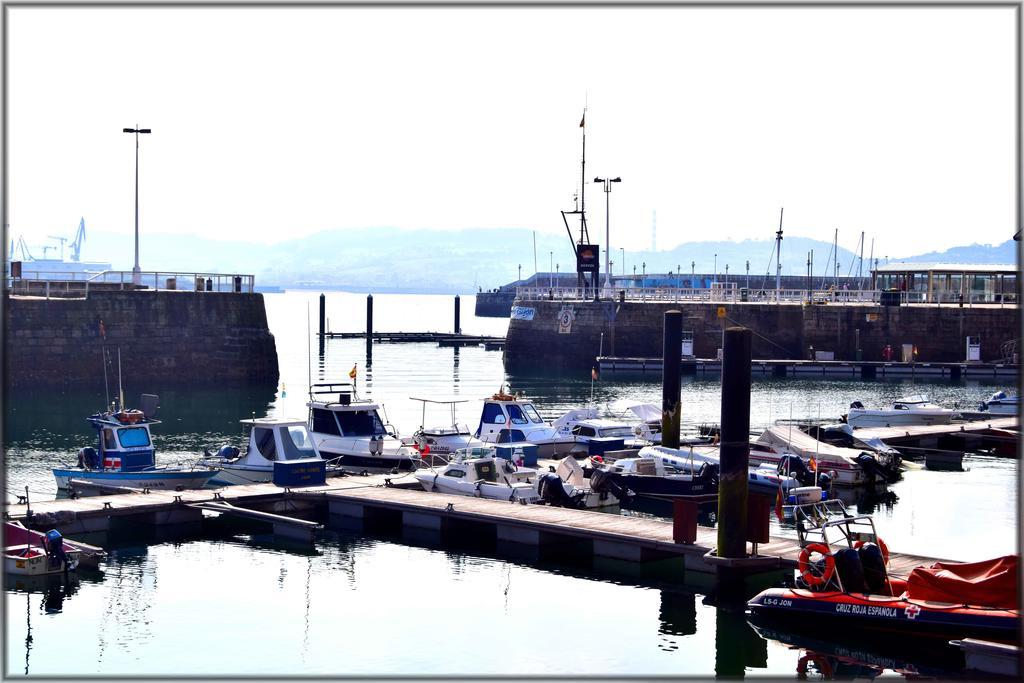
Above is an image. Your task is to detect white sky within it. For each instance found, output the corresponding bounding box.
[6,5,1017,257]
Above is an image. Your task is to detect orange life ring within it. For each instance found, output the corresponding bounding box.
[797,653,833,679]
[798,543,835,588]
[854,538,890,566]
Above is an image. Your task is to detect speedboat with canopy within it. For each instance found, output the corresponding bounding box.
[199,417,341,486]
[474,388,581,457]
[406,396,484,462]
[747,499,1019,642]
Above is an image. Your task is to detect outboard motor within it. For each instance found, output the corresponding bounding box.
[44,529,68,571]
[854,453,880,483]
[831,547,866,593]
[537,473,576,508]
[215,445,240,460]
[857,542,889,594]
[777,454,814,486]
[850,400,865,410]
[816,471,833,496]
[589,468,633,503]
[697,462,719,487]
[78,447,99,470]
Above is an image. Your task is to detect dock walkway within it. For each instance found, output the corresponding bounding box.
[320,331,504,348]
[6,475,944,577]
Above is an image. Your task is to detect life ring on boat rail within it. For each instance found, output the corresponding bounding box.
[798,543,835,588]
[117,410,144,424]
[796,653,833,679]
[854,538,890,566]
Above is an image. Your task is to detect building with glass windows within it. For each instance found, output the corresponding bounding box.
[871,263,1017,303]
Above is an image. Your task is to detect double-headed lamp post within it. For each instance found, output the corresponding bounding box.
[593,176,621,294]
[123,125,152,286]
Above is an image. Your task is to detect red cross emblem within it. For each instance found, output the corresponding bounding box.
[904,604,921,620]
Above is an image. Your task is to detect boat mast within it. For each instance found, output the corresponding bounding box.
[775,208,784,297]
[858,231,865,289]
[867,237,875,290]
[579,108,588,291]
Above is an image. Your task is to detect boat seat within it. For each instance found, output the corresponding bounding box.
[635,460,657,476]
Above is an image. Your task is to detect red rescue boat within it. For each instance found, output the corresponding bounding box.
[747,500,1020,642]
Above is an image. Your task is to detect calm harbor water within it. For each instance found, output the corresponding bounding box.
[4,290,1018,677]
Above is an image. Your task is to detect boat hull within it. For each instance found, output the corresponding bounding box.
[847,410,954,428]
[5,547,79,576]
[602,472,715,501]
[53,468,219,491]
[414,473,540,503]
[747,587,1019,642]
[319,450,418,474]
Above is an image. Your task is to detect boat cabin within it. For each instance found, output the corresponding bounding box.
[474,394,548,440]
[234,418,320,466]
[82,410,160,472]
[307,382,393,439]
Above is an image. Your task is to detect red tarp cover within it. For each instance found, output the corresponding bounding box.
[906,555,1018,609]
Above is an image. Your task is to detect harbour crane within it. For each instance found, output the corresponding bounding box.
[70,217,86,262]
[48,235,68,261]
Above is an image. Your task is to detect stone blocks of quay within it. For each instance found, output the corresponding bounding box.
[504,299,1020,373]
[5,290,279,389]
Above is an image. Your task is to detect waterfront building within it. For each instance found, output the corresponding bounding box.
[871,263,1017,304]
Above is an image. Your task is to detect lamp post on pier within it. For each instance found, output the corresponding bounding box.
[593,176,622,295]
[123,125,152,286]
[620,247,625,276]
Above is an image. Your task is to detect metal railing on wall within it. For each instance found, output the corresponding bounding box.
[513,286,1015,307]
[5,270,256,299]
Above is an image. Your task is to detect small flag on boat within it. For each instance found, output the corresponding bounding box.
[98,319,106,339]
[774,483,784,521]
[591,367,598,381]
[349,364,357,380]
[579,112,585,128]
[808,455,817,472]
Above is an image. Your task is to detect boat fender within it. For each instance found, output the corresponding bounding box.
[796,653,832,679]
[854,538,889,566]
[798,543,835,588]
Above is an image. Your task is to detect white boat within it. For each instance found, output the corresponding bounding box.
[474,389,582,457]
[414,446,624,509]
[52,397,220,491]
[199,417,340,486]
[846,396,955,428]
[307,382,421,474]
[414,447,542,503]
[406,396,485,461]
[564,417,648,453]
[979,391,1019,415]
[752,425,901,487]
[4,523,81,576]
[613,402,664,444]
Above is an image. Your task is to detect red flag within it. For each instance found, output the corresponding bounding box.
[98,319,106,339]
[591,367,598,381]
[808,455,817,472]
[775,483,784,521]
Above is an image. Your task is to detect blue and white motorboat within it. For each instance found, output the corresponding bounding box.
[979,391,1019,415]
[199,417,341,486]
[474,388,596,458]
[52,399,219,491]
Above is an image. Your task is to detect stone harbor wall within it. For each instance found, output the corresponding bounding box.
[5,290,279,390]
[503,299,1019,375]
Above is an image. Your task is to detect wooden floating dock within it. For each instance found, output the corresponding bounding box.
[5,475,945,577]
[319,331,505,348]
[597,356,1018,379]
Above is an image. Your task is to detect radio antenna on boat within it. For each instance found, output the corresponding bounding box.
[117,347,125,411]
[306,301,312,390]
[102,346,110,410]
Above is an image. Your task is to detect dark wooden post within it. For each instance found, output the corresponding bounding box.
[318,293,326,354]
[365,294,374,357]
[717,326,752,559]
[454,295,461,334]
[661,310,683,449]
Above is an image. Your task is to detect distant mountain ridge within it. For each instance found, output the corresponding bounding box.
[71,227,1016,293]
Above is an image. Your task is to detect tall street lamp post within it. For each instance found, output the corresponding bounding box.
[593,176,621,295]
[619,247,625,276]
[123,125,152,286]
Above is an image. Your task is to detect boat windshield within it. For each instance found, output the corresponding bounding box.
[506,404,529,425]
[336,410,386,437]
[522,404,544,424]
[117,427,151,448]
[599,427,634,438]
[282,426,318,459]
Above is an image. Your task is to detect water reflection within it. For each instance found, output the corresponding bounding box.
[749,619,969,679]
